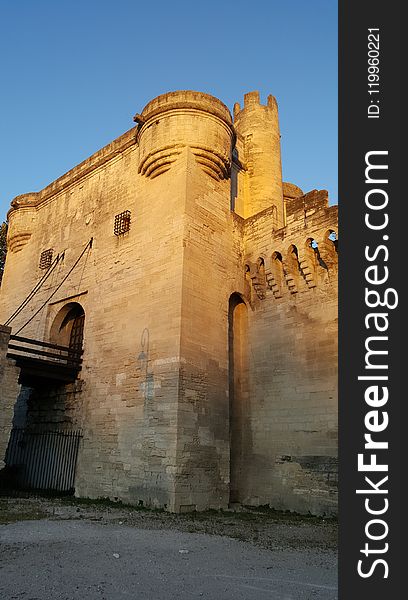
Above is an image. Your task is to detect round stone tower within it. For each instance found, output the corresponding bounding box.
[0,194,38,324]
[135,91,235,182]
[6,193,38,254]
[234,91,284,225]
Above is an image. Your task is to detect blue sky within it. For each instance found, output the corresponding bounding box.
[0,0,337,222]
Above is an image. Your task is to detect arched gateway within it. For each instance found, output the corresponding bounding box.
[2,303,85,493]
[228,293,250,504]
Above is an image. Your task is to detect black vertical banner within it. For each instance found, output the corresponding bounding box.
[339,1,406,597]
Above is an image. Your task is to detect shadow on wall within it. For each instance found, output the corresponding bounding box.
[228,293,253,504]
[137,327,155,410]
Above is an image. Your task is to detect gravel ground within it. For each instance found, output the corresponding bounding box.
[0,496,337,600]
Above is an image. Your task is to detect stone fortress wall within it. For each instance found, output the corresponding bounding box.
[0,90,337,514]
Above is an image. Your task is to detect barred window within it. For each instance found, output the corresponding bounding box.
[114,210,131,236]
[39,248,53,269]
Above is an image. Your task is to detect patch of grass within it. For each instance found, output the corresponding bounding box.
[58,495,167,514]
[176,505,337,526]
[0,507,48,524]
[60,496,133,508]
[242,505,338,524]
[1,493,337,526]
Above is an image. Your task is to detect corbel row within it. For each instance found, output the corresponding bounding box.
[245,230,338,301]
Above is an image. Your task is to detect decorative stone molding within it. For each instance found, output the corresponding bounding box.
[298,242,319,289]
[138,145,183,179]
[266,252,284,299]
[283,245,301,294]
[318,230,338,272]
[137,143,231,181]
[244,260,267,301]
[190,145,230,181]
[7,232,32,253]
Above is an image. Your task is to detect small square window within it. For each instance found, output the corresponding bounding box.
[39,249,53,269]
[114,210,131,236]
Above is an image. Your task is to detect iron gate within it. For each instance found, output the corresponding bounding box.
[5,428,82,493]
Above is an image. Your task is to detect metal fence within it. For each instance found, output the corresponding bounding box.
[5,428,82,493]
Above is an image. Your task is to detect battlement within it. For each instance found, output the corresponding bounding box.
[285,189,331,225]
[136,90,232,128]
[243,188,338,305]
[233,91,278,119]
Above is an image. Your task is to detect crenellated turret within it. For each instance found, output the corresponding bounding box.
[234,91,284,224]
[136,91,235,182]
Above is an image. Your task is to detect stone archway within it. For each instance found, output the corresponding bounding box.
[3,303,85,493]
[49,302,85,352]
[228,293,250,504]
[19,302,86,431]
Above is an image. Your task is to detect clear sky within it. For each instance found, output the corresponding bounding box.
[0,0,337,222]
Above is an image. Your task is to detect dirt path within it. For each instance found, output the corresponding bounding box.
[0,496,337,600]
